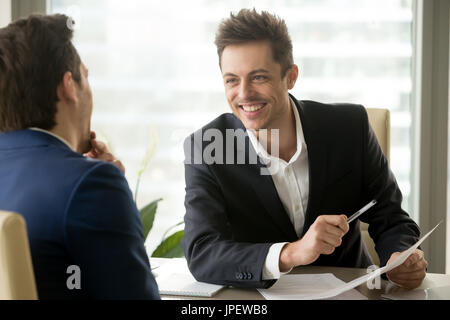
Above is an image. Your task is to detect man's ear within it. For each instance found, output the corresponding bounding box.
[56,71,78,104]
[286,64,299,90]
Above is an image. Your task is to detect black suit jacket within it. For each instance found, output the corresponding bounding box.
[181,95,420,288]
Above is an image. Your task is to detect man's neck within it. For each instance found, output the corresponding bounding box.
[49,122,79,153]
[255,101,297,162]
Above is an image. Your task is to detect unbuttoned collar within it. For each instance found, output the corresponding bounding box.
[247,97,307,166]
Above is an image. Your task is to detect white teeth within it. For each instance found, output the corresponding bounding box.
[242,104,264,112]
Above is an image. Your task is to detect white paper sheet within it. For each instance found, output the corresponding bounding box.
[259,222,441,300]
[153,258,225,297]
[157,273,224,297]
[258,273,367,300]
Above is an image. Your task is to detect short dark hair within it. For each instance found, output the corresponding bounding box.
[0,14,81,132]
[214,9,294,76]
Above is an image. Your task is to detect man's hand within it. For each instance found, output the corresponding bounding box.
[279,215,349,272]
[386,249,427,289]
[84,131,126,174]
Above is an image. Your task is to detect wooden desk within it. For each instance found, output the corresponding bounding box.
[151,258,450,300]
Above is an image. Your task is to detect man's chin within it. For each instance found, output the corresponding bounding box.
[241,120,267,131]
[79,139,92,154]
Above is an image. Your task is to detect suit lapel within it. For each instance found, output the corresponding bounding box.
[228,117,297,240]
[294,99,328,236]
[248,145,299,241]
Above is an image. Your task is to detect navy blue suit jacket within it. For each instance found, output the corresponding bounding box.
[0,130,160,300]
[181,96,420,288]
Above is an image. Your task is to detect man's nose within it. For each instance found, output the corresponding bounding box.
[238,80,253,100]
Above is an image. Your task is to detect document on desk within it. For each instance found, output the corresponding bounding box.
[258,273,367,300]
[259,222,440,300]
[153,258,225,297]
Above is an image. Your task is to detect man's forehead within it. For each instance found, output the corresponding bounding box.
[222,41,272,59]
[221,41,279,74]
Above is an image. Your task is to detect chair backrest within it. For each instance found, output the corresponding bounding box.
[360,108,391,266]
[366,108,390,163]
[0,211,38,300]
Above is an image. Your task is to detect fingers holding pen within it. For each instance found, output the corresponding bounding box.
[280,214,350,269]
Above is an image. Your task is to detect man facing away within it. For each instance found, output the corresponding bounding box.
[0,14,159,299]
[181,9,427,290]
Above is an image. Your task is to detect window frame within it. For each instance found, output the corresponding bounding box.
[413,0,450,274]
[11,0,46,20]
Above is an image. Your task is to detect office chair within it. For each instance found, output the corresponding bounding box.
[0,211,38,300]
[362,108,390,266]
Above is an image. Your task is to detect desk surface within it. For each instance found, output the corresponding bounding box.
[150,258,450,300]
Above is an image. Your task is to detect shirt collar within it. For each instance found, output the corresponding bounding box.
[247,97,307,164]
[29,128,74,151]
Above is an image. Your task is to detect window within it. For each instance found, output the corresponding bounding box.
[0,0,11,27]
[49,0,417,253]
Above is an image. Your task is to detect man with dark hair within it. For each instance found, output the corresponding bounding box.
[181,9,427,290]
[0,14,159,299]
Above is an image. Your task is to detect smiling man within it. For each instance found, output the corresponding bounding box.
[181,9,427,290]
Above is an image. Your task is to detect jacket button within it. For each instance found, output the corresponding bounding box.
[247,272,253,280]
[235,272,243,280]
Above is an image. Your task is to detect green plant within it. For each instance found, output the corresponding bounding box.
[139,198,185,258]
[135,128,184,258]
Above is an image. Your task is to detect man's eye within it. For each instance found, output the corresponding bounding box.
[253,75,266,81]
[225,78,237,84]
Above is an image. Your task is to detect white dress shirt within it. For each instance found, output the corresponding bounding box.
[247,98,310,280]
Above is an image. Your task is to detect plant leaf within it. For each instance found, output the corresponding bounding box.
[151,230,184,258]
[140,198,162,239]
[160,221,185,242]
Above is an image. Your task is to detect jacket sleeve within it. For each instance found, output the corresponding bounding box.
[181,135,276,289]
[64,162,160,299]
[359,107,421,267]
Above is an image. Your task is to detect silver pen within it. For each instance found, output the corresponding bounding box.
[347,200,377,223]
